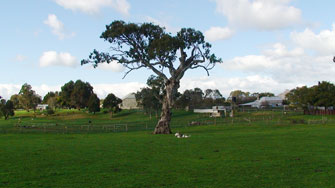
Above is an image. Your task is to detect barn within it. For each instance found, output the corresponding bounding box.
[120,93,140,109]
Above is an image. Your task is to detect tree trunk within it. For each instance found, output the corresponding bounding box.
[153,79,179,134]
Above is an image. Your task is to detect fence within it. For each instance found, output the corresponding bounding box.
[304,109,335,115]
[1,110,335,134]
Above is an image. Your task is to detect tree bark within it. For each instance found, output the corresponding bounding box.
[153,79,179,134]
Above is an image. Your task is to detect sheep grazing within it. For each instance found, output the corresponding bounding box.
[174,132,190,138]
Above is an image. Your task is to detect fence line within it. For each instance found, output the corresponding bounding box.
[1,111,335,134]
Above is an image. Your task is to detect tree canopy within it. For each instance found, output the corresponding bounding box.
[60,80,95,109]
[103,93,122,114]
[18,83,41,111]
[286,81,335,109]
[88,94,100,114]
[0,99,15,120]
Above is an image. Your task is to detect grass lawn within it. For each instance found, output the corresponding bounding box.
[1,109,335,187]
[1,120,335,187]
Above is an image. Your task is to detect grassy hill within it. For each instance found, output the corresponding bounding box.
[1,109,335,187]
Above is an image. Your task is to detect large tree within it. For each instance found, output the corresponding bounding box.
[88,94,101,114]
[18,83,41,111]
[60,80,94,109]
[82,20,221,134]
[10,94,22,109]
[60,81,74,108]
[103,93,122,118]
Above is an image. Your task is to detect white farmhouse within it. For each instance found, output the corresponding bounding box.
[36,104,48,110]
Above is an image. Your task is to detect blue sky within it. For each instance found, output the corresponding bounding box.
[1,0,335,99]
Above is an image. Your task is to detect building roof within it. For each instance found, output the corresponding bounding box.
[240,101,260,106]
[122,93,136,100]
[259,96,282,102]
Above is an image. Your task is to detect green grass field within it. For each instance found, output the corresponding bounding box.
[1,109,335,187]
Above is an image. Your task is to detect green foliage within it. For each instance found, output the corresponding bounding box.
[18,83,41,111]
[60,80,74,107]
[287,81,335,109]
[135,88,161,117]
[10,94,22,109]
[229,90,257,104]
[103,93,122,113]
[45,106,55,115]
[60,80,94,109]
[42,91,56,104]
[88,94,100,114]
[0,99,15,120]
[175,88,203,109]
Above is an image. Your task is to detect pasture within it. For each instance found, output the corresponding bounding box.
[1,109,335,187]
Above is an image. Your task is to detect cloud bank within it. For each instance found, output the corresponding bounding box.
[39,51,78,67]
[214,0,302,30]
[44,14,75,40]
[54,0,130,15]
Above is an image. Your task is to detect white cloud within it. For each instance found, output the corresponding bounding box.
[96,61,125,72]
[44,14,75,40]
[221,42,335,84]
[54,0,130,15]
[14,54,26,62]
[214,0,302,30]
[39,51,78,68]
[0,84,21,100]
[204,26,234,42]
[291,24,335,55]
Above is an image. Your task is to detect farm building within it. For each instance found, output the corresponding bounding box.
[240,96,283,108]
[36,104,48,110]
[194,106,231,117]
[120,93,140,109]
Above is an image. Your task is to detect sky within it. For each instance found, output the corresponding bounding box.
[1,0,335,100]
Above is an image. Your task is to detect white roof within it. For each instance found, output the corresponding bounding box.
[240,101,260,106]
[259,96,282,102]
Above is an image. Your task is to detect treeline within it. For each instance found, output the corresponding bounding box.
[134,75,228,118]
[2,80,123,119]
[133,75,278,118]
[286,81,335,109]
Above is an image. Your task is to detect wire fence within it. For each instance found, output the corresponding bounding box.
[1,110,335,134]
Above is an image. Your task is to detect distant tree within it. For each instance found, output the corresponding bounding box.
[60,80,94,109]
[252,92,275,99]
[229,90,256,104]
[286,86,312,109]
[310,81,335,108]
[0,99,15,120]
[60,81,74,108]
[204,89,223,99]
[82,20,221,134]
[18,83,41,111]
[10,94,22,109]
[136,87,161,119]
[71,80,94,110]
[175,88,204,109]
[88,94,100,114]
[103,93,122,118]
[43,92,56,104]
